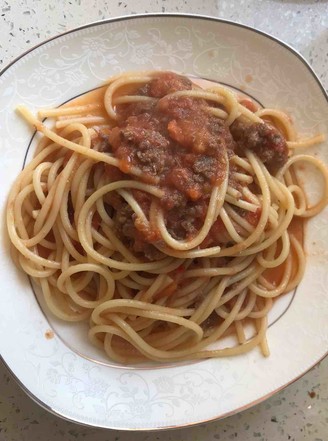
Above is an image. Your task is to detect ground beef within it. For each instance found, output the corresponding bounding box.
[138,244,165,261]
[118,100,157,118]
[166,201,207,240]
[92,129,111,152]
[101,72,239,254]
[157,96,200,120]
[230,120,288,173]
[192,156,218,181]
[113,203,137,245]
[149,72,192,98]
[161,189,187,211]
[113,200,157,260]
[109,114,172,177]
[120,122,169,151]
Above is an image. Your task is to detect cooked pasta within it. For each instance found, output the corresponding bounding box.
[7,71,328,363]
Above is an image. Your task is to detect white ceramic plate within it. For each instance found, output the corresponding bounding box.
[0,14,328,430]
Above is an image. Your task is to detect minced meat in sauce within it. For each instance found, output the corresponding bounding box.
[96,72,288,259]
[230,119,288,173]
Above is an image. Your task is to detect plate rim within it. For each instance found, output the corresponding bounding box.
[0,12,327,100]
[1,12,327,431]
[1,349,327,431]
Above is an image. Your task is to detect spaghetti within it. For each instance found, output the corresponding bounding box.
[7,71,328,363]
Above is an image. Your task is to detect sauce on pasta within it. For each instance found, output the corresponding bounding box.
[7,71,328,364]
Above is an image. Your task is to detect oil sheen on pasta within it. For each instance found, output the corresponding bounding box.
[7,71,328,364]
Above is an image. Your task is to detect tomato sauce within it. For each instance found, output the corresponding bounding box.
[63,72,293,266]
[101,72,236,253]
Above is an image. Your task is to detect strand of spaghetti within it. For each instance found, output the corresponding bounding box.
[57,263,115,308]
[116,283,133,300]
[57,263,115,298]
[287,185,307,216]
[97,315,195,361]
[56,216,87,263]
[113,95,157,105]
[287,134,325,149]
[129,272,155,287]
[231,155,253,173]
[77,181,167,270]
[284,235,306,292]
[92,299,194,318]
[224,204,256,233]
[140,280,229,350]
[25,152,80,246]
[140,324,185,350]
[59,254,94,294]
[47,156,65,188]
[116,189,149,226]
[32,162,52,204]
[60,186,79,242]
[167,89,226,104]
[137,275,169,302]
[104,75,153,119]
[256,230,290,268]
[235,320,246,344]
[94,180,115,228]
[255,108,297,141]
[250,254,292,298]
[79,182,162,265]
[155,161,228,251]
[191,277,229,324]
[233,171,253,184]
[219,207,244,243]
[117,275,145,290]
[170,288,203,309]
[102,310,203,341]
[101,224,139,263]
[218,265,264,307]
[259,165,288,204]
[175,316,267,359]
[237,105,263,124]
[89,326,138,363]
[205,107,228,120]
[56,116,107,128]
[217,291,254,320]
[71,159,94,226]
[231,292,257,320]
[237,163,295,256]
[147,258,189,275]
[13,144,60,191]
[38,103,102,118]
[18,253,58,278]
[182,255,255,278]
[99,312,267,362]
[213,151,271,258]
[226,185,242,199]
[207,85,241,125]
[7,203,61,269]
[276,154,328,217]
[224,194,259,212]
[17,106,152,182]
[81,218,175,271]
[104,287,247,361]
[248,298,273,319]
[13,184,38,240]
[242,187,260,205]
[91,228,114,249]
[253,305,270,357]
[174,276,209,297]
[40,278,90,321]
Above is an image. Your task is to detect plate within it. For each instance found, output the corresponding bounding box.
[0,13,328,430]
